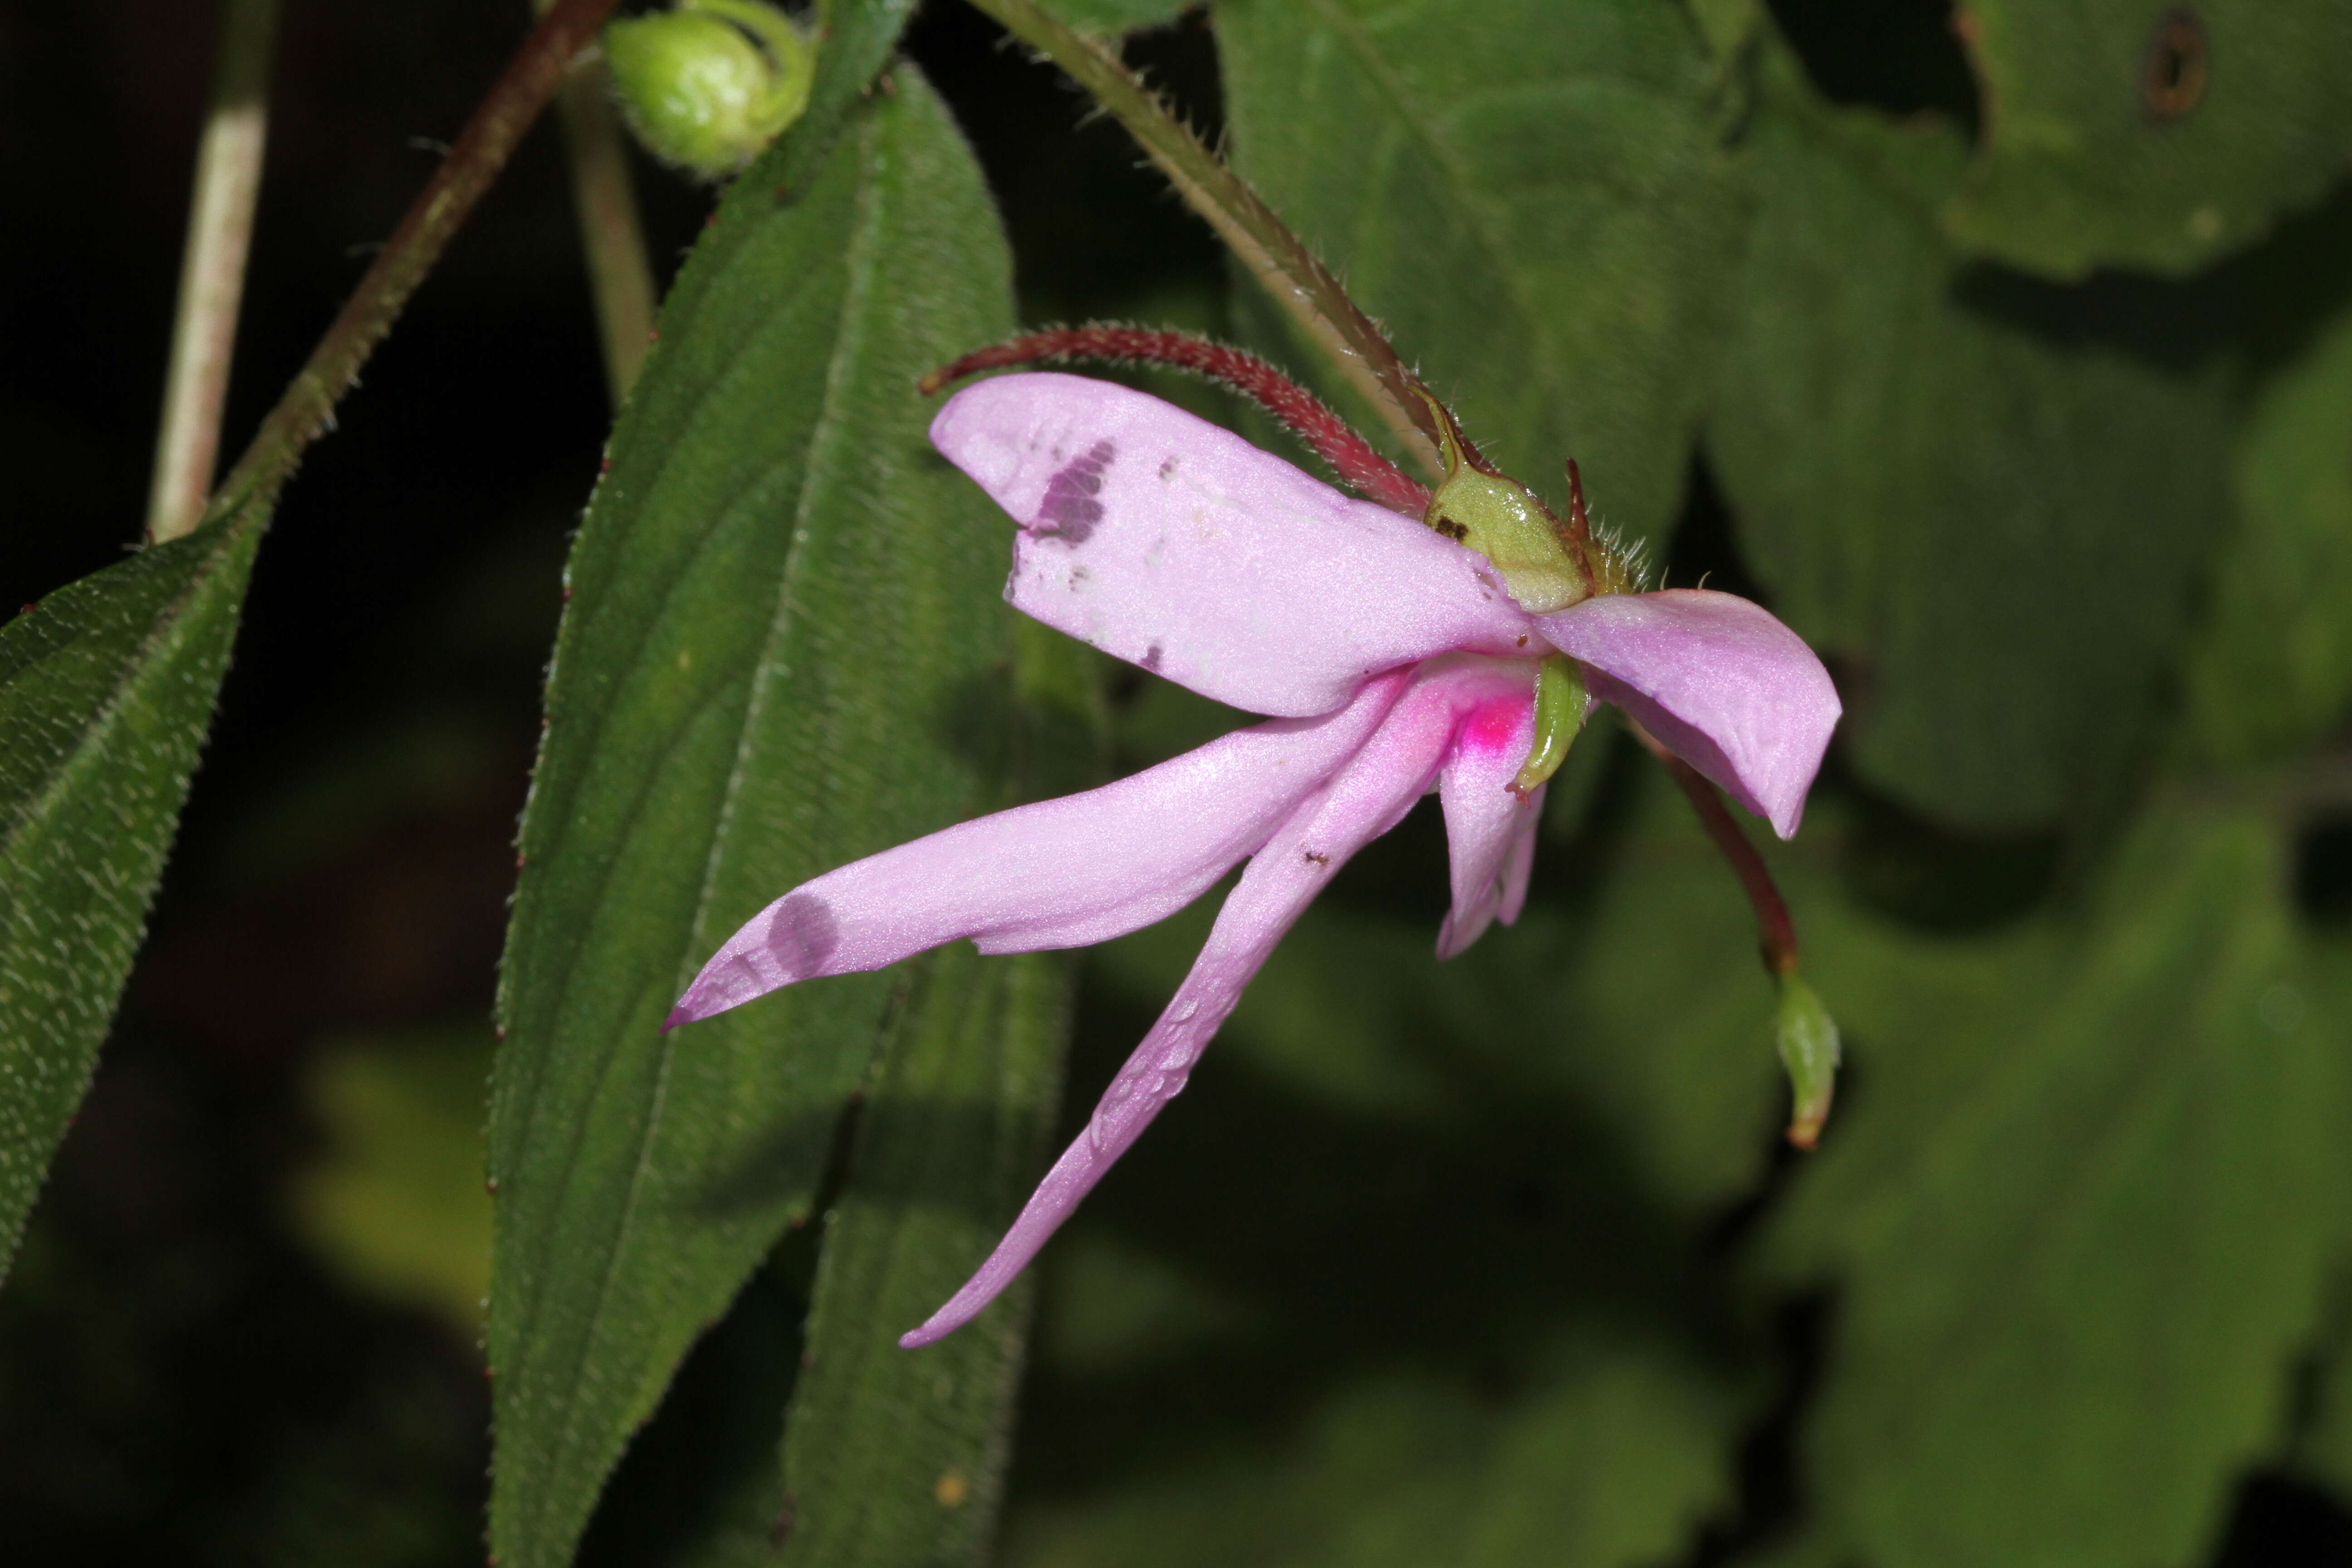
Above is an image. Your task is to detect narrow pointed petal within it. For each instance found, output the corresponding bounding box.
[1434,679,1542,960]
[1535,589,1840,839]
[1495,783,1544,927]
[932,373,1538,717]
[667,671,1411,1028]
[898,662,1494,1348]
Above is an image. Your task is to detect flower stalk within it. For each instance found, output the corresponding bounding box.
[533,0,658,406]
[145,0,282,544]
[203,0,626,531]
[959,0,1444,478]
[1632,719,1840,1147]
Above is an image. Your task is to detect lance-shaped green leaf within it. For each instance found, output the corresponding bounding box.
[1940,0,2352,278]
[1708,45,2229,830]
[0,505,264,1279]
[765,0,920,198]
[574,635,1103,1568]
[0,0,623,1292]
[1761,804,2352,1568]
[772,939,1072,1565]
[1213,0,1747,547]
[489,69,1039,1568]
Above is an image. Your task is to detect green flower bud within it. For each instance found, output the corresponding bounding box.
[604,0,815,178]
[1774,970,1841,1150]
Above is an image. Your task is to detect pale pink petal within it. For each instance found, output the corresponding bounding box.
[898,661,1510,1348]
[1495,786,1543,926]
[666,671,1412,1029]
[1535,589,1840,840]
[1433,676,1543,960]
[931,373,1538,717]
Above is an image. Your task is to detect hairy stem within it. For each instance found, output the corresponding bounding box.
[960,0,1442,479]
[922,326,1431,516]
[534,0,658,406]
[145,0,282,544]
[203,0,626,529]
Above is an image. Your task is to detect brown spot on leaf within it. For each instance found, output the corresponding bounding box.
[2144,8,2207,122]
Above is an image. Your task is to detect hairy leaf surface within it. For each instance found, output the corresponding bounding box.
[489,67,1058,1568]
[0,505,265,1280]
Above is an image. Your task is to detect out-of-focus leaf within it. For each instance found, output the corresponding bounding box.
[290,1024,496,1336]
[2184,293,2352,762]
[1214,0,1747,546]
[1708,47,2229,830]
[1941,0,2352,277]
[1763,804,2352,1568]
[1003,1330,1738,1568]
[0,503,265,1281]
[488,69,1045,1568]
[2287,1152,2352,1507]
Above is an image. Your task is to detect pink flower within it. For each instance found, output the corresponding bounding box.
[667,373,1840,1347]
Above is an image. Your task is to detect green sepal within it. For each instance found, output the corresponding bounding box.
[1512,654,1587,796]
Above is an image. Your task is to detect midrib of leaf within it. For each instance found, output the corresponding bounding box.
[539,106,902,1512]
[0,527,248,854]
[1298,0,1578,428]
[495,255,851,1176]
[686,108,889,993]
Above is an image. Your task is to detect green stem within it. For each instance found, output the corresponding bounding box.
[145,0,282,544]
[536,0,659,407]
[203,0,628,530]
[961,0,1442,478]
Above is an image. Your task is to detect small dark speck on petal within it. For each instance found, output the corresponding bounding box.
[1158,457,1176,480]
[1141,642,1163,671]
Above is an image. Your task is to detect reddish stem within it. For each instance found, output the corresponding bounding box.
[1630,722,1800,975]
[921,326,1432,519]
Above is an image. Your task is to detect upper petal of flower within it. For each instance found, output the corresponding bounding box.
[1534,589,1840,840]
[931,373,1538,717]
[666,670,1411,1029]
[898,659,1497,1348]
